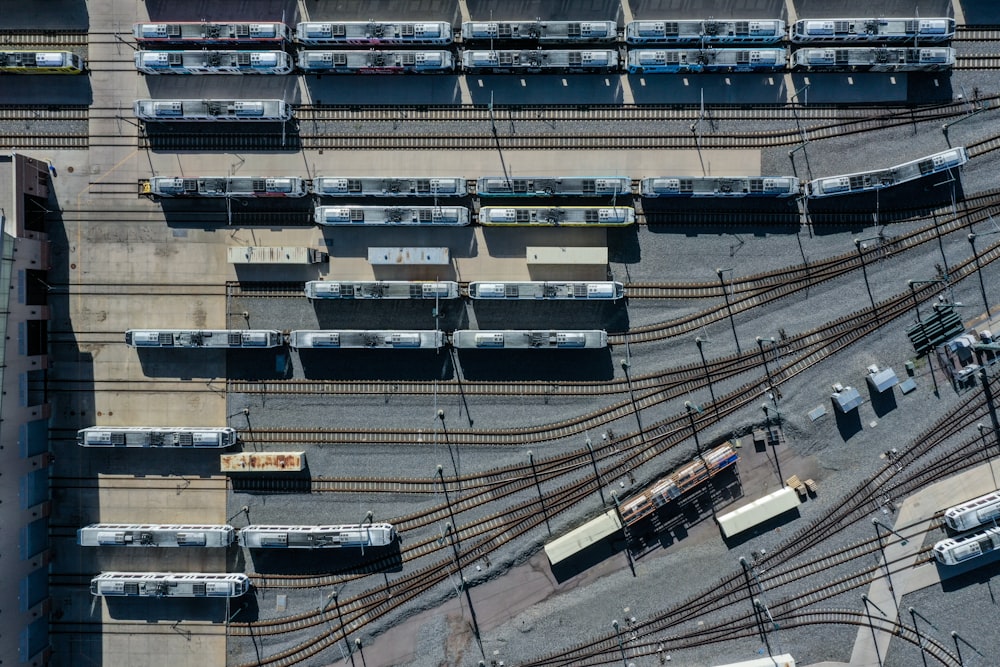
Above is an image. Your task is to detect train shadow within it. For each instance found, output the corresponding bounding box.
[936,548,1000,589]
[227,591,260,623]
[470,299,629,332]
[312,297,466,330]
[143,121,303,154]
[719,506,802,549]
[627,73,786,106]
[303,74,464,106]
[102,596,231,622]
[245,543,404,575]
[295,348,456,381]
[157,197,314,228]
[457,348,615,381]
[642,197,801,229]
[786,72,954,106]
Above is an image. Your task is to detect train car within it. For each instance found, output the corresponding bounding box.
[461,20,617,43]
[791,47,955,72]
[807,147,967,198]
[451,330,608,349]
[944,490,1000,532]
[133,22,292,45]
[295,21,452,46]
[475,176,630,197]
[626,48,786,73]
[791,17,955,43]
[467,281,625,300]
[146,176,307,198]
[479,206,634,226]
[0,51,85,74]
[314,205,470,226]
[238,523,397,548]
[640,176,800,198]
[717,487,800,539]
[313,176,465,197]
[90,572,249,597]
[934,525,1000,566]
[77,524,235,547]
[461,49,619,73]
[288,330,445,349]
[76,426,237,448]
[619,443,739,526]
[712,656,796,667]
[133,99,292,122]
[297,49,454,73]
[134,50,293,75]
[304,281,460,300]
[125,329,284,348]
[625,19,786,45]
[221,451,305,472]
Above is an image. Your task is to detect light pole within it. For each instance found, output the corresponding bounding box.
[854,237,880,321]
[756,336,778,396]
[739,557,766,644]
[968,227,1000,323]
[355,638,368,667]
[861,594,885,667]
[754,598,781,656]
[872,518,907,608]
[359,510,373,558]
[324,590,356,667]
[761,404,784,483]
[437,464,462,552]
[585,437,606,506]
[909,606,937,667]
[716,267,741,354]
[685,402,715,518]
[695,337,718,416]
[527,451,551,535]
[440,522,486,662]
[612,619,628,667]
[908,279,949,397]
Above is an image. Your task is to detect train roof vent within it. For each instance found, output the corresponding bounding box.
[177,432,194,447]
[124,582,140,595]
[228,332,243,346]
[573,284,588,298]
[110,432,126,446]
[193,582,207,596]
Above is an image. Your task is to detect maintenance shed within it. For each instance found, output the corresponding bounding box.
[543,508,622,565]
[831,385,863,413]
[866,366,899,393]
[716,487,799,539]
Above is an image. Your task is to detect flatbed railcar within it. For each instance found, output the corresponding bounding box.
[304,280,459,300]
[289,330,445,349]
[134,99,292,122]
[298,49,454,73]
[145,176,307,198]
[462,49,619,73]
[479,206,634,226]
[77,426,237,448]
[133,22,292,45]
[626,48,786,73]
[468,281,624,300]
[640,176,800,198]
[791,47,955,72]
[313,176,465,197]
[807,146,967,198]
[934,525,1000,565]
[461,20,617,43]
[238,523,397,548]
[619,443,739,526]
[475,176,630,197]
[125,329,284,348]
[625,19,786,45]
[314,205,470,226]
[90,572,249,598]
[791,17,955,43]
[134,50,293,75]
[452,330,608,349]
[295,21,452,45]
[77,524,235,547]
[944,490,1000,532]
[0,51,84,74]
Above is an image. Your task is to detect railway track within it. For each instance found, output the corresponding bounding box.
[0,29,88,47]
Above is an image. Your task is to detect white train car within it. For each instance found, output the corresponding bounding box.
[313,176,465,197]
[238,523,397,548]
[934,525,1000,566]
[791,17,955,43]
[134,50,293,75]
[297,50,454,73]
[452,330,608,349]
[133,22,292,45]
[717,487,799,539]
[295,21,452,45]
[146,176,307,197]
[90,572,249,597]
[77,524,235,547]
[289,330,445,349]
[626,48,786,73]
[807,147,967,198]
[944,490,1000,532]
[304,281,460,300]
[314,205,470,226]
[134,99,292,122]
[461,49,619,73]
[625,19,786,44]
[479,206,634,226]
[467,281,624,300]
[461,20,618,43]
[791,47,955,72]
[77,426,237,448]
[475,176,630,197]
[125,329,284,348]
[640,176,800,198]
[712,656,796,667]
